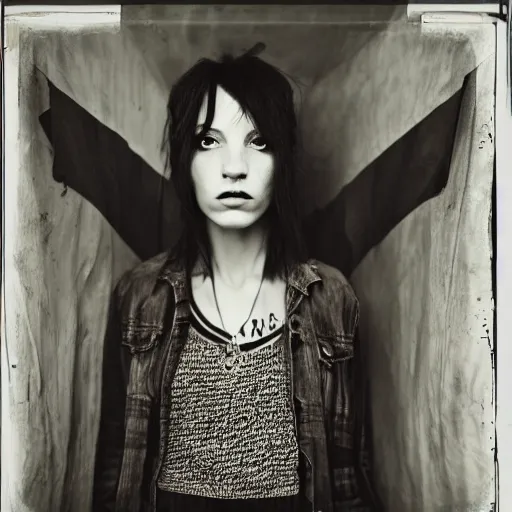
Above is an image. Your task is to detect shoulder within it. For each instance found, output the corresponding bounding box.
[306,259,360,336]
[309,259,358,304]
[113,250,179,312]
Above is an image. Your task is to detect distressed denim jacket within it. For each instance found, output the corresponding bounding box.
[93,251,381,512]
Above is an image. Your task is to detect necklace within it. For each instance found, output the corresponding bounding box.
[211,271,265,370]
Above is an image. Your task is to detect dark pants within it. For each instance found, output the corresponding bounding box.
[156,489,312,512]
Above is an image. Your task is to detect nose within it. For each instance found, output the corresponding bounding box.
[222,148,248,180]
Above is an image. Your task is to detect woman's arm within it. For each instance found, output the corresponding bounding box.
[92,286,131,512]
[330,328,382,512]
[302,81,464,279]
[39,79,181,263]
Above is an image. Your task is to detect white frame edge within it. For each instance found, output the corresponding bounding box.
[5,4,121,26]
[5,4,121,15]
[495,18,510,512]
[408,3,503,14]
[408,3,504,22]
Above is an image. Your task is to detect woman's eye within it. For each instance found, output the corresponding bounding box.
[249,137,267,150]
[200,136,220,150]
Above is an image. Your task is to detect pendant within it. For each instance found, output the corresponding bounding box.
[225,337,241,370]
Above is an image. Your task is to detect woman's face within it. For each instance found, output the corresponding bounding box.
[191,86,274,231]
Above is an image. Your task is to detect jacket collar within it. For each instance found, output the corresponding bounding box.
[287,260,322,295]
[157,251,322,295]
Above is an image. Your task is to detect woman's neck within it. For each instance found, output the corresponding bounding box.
[206,221,268,289]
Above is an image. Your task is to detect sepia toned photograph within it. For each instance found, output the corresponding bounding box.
[2,3,505,512]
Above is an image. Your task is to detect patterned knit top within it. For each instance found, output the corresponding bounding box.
[157,298,300,499]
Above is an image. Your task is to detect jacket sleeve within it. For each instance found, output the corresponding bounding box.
[331,325,383,512]
[92,283,132,512]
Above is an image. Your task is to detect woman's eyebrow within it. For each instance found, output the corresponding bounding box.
[196,125,223,136]
[195,125,260,139]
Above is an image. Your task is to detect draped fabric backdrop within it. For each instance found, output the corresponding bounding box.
[3,6,495,512]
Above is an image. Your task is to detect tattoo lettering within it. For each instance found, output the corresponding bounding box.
[248,313,281,339]
[251,319,265,338]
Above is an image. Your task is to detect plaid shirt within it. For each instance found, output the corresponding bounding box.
[93,251,381,512]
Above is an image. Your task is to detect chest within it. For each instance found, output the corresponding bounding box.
[191,275,287,341]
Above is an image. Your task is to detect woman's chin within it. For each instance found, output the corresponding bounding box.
[206,211,266,232]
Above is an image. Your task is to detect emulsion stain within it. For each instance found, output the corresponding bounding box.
[13,250,34,300]
[39,211,54,247]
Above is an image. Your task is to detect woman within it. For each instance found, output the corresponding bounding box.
[93,43,380,512]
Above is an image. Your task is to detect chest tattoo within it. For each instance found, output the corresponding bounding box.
[247,313,281,338]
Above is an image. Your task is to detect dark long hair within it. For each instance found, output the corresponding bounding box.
[162,43,306,279]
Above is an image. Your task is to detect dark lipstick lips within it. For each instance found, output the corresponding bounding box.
[217,191,253,200]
